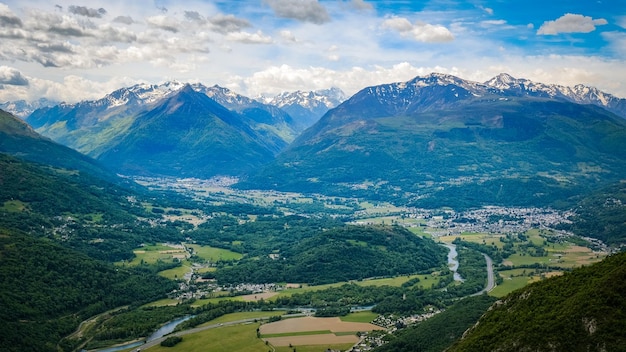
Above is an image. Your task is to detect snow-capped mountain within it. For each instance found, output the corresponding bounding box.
[485,73,626,118]
[248,72,626,209]
[0,98,57,118]
[263,87,346,128]
[25,81,301,163]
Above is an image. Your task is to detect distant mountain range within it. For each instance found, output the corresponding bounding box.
[241,73,626,208]
[7,73,626,207]
[23,82,344,178]
[261,87,346,129]
[0,98,57,118]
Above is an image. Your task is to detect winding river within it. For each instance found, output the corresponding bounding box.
[441,243,464,282]
[91,316,193,352]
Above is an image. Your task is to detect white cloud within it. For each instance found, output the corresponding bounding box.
[479,6,494,15]
[602,31,626,56]
[382,16,454,43]
[382,17,413,32]
[208,14,251,34]
[481,20,506,26]
[68,5,106,18]
[279,30,297,43]
[537,13,608,35]
[0,66,29,86]
[146,15,180,33]
[0,3,23,27]
[112,15,134,25]
[226,30,273,44]
[265,0,330,24]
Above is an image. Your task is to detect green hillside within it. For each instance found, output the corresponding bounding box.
[557,181,626,244]
[0,109,122,184]
[242,98,626,208]
[448,251,626,352]
[374,295,498,352]
[0,229,176,352]
[96,86,277,177]
[0,153,187,351]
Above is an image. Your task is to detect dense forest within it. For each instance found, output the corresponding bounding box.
[211,225,447,284]
[448,251,626,351]
[557,181,626,244]
[374,295,498,352]
[0,154,188,351]
[0,229,176,352]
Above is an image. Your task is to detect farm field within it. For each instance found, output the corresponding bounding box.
[259,316,384,348]
[145,323,266,352]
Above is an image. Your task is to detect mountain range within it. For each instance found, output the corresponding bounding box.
[261,87,346,129]
[242,73,626,208]
[11,72,626,207]
[24,82,344,177]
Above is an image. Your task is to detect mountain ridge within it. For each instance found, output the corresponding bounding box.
[96,86,277,177]
[242,73,626,208]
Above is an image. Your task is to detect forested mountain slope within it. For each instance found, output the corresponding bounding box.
[241,74,626,208]
[448,251,626,352]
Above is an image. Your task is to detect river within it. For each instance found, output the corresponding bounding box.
[90,316,193,352]
[441,243,464,282]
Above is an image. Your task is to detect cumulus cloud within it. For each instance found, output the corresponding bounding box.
[237,62,444,97]
[537,13,608,35]
[146,15,180,32]
[26,10,94,37]
[184,10,205,23]
[0,66,29,86]
[226,30,273,44]
[113,15,134,25]
[279,30,297,43]
[265,0,330,24]
[0,3,22,27]
[209,14,251,34]
[68,5,106,18]
[382,16,454,43]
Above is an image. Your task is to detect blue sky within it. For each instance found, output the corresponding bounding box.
[0,0,624,103]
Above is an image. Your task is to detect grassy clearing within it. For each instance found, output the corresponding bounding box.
[187,244,243,261]
[340,311,378,323]
[119,244,187,266]
[158,263,191,280]
[146,323,265,352]
[1,200,28,212]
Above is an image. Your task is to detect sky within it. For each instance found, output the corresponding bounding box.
[0,0,625,103]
